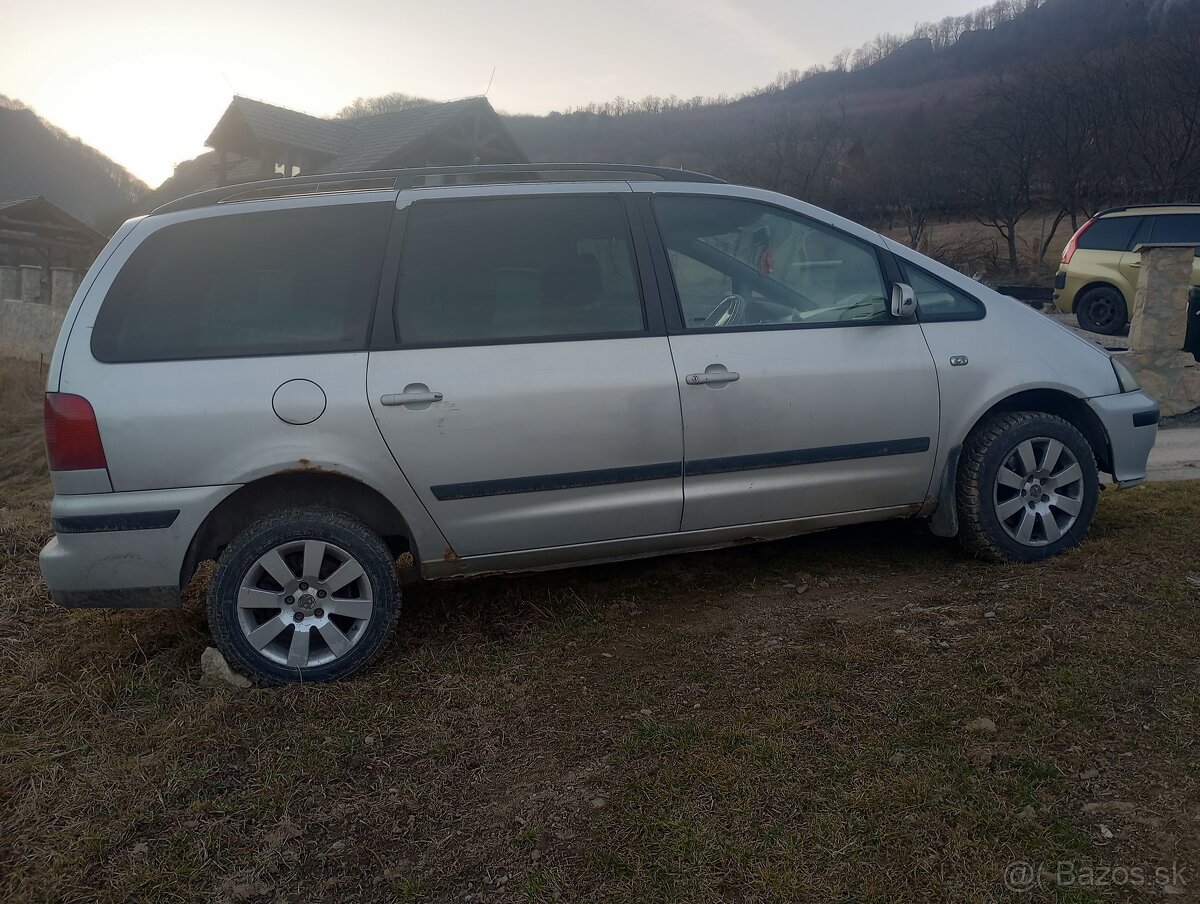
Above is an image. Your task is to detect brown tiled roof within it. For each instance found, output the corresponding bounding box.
[208,96,355,157]
[0,196,41,212]
[207,95,486,170]
[0,195,106,242]
[328,98,482,170]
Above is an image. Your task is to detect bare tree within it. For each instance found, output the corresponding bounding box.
[336,92,434,119]
[879,111,952,249]
[958,76,1045,274]
[723,103,849,202]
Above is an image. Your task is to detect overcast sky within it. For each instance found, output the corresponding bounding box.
[1,0,983,187]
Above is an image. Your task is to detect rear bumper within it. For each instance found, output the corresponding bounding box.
[1086,390,1159,487]
[40,484,238,608]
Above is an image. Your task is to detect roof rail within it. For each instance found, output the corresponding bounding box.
[153,163,725,214]
[1095,202,1200,217]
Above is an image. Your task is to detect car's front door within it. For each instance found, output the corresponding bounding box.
[367,189,684,557]
[1149,213,1200,287]
[644,193,941,532]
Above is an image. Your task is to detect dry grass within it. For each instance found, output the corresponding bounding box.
[881,214,1074,284]
[0,359,50,507]
[2,359,1199,902]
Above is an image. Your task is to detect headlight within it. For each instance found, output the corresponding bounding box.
[1111,355,1140,393]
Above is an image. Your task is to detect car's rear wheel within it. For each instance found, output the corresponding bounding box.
[957,412,1100,563]
[207,507,400,685]
[1075,285,1127,335]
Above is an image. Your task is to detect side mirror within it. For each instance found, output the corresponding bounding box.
[891,282,916,319]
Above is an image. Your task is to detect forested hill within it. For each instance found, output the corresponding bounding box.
[505,0,1193,169]
[0,98,147,231]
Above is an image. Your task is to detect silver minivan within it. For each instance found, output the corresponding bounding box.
[39,164,1160,684]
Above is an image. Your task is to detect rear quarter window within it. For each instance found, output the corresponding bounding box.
[91,203,392,362]
[1077,216,1141,252]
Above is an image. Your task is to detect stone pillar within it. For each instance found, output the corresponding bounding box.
[20,265,44,304]
[0,266,18,300]
[1119,243,1200,416]
[50,267,76,308]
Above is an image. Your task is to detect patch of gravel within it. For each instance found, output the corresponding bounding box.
[1037,307,1129,350]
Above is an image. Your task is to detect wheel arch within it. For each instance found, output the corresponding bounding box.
[929,387,1112,538]
[181,472,419,586]
[974,388,1112,473]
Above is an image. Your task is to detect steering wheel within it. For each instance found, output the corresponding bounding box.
[705,294,747,328]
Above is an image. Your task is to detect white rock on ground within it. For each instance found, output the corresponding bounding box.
[200,646,253,689]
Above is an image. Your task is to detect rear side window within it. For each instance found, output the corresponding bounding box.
[92,203,391,362]
[1150,214,1200,256]
[1077,216,1141,252]
[394,196,644,346]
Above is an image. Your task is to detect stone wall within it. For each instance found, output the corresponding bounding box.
[0,265,77,362]
[1117,244,1200,417]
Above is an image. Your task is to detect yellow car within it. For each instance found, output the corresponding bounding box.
[1054,204,1200,335]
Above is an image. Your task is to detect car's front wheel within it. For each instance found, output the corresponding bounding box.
[1075,285,1127,335]
[207,507,401,685]
[957,412,1100,563]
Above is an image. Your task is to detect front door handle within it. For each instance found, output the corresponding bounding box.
[381,384,443,407]
[685,365,740,386]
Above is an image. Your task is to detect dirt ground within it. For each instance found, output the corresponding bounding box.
[3,360,1200,903]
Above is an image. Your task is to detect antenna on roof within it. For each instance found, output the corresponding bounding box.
[484,67,496,97]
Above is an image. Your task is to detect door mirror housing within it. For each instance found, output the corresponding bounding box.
[891,282,917,320]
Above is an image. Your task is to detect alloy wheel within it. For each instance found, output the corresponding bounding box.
[992,436,1085,546]
[236,539,374,668]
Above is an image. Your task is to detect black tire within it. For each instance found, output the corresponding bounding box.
[957,412,1100,563]
[207,507,400,685]
[1075,285,1127,335]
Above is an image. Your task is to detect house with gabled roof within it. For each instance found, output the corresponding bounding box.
[151,95,528,204]
[0,195,106,275]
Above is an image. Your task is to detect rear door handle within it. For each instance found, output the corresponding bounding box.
[685,367,740,386]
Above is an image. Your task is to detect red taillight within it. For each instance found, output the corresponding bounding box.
[1061,217,1096,265]
[44,393,107,471]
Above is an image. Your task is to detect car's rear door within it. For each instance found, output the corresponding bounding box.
[641,191,940,532]
[367,186,684,557]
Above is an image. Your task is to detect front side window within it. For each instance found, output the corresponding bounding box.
[899,263,985,322]
[1150,214,1200,256]
[394,196,645,345]
[92,203,392,362]
[653,195,889,329]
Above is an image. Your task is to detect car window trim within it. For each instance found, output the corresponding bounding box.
[639,192,910,335]
[371,191,665,352]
